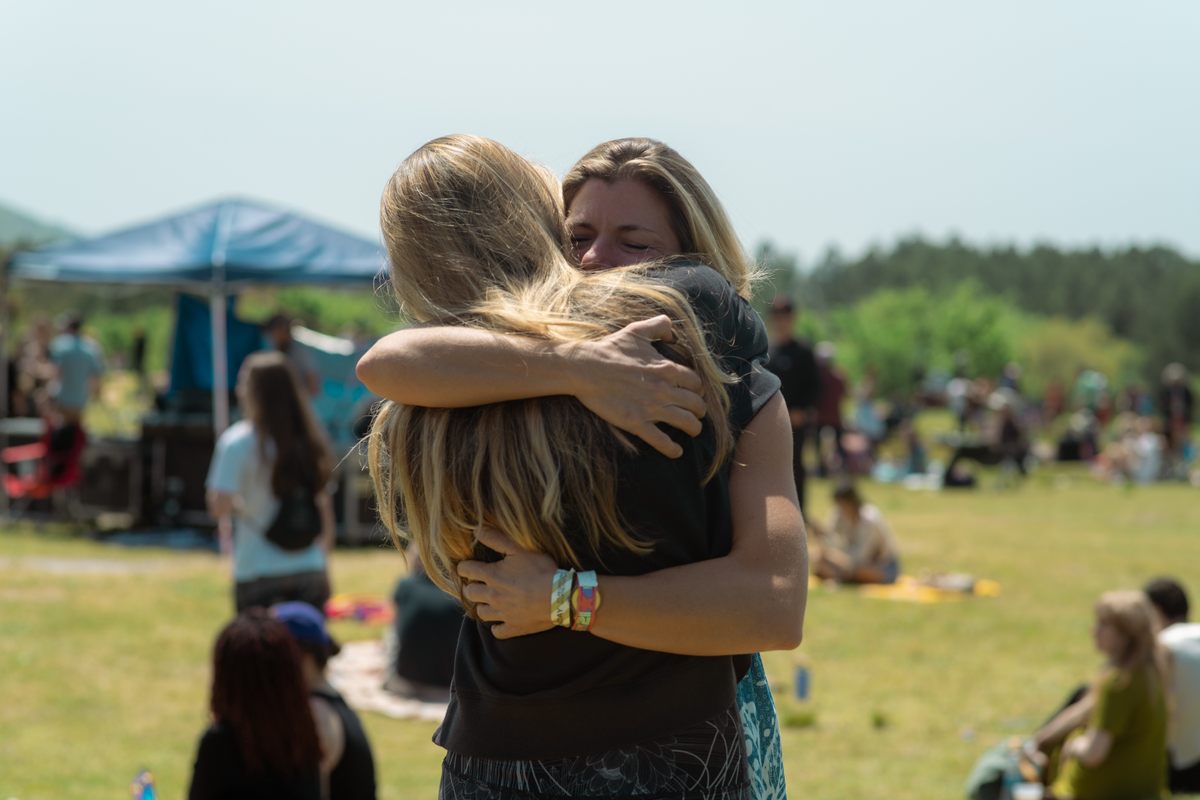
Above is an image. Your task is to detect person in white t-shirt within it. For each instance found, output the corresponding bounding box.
[811,482,901,584]
[206,351,335,612]
[1145,577,1200,794]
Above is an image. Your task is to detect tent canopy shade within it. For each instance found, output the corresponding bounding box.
[3,197,389,432]
[9,197,388,286]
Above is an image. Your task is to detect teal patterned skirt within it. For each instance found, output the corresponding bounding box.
[736,654,788,800]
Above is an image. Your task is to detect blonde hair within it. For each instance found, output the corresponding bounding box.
[1094,590,1169,696]
[367,135,733,610]
[563,138,757,299]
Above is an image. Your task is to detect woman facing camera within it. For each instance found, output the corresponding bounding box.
[367,134,802,800]
[358,138,805,799]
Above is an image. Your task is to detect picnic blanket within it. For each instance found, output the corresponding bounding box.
[859,574,1001,604]
[326,593,393,624]
[327,639,447,722]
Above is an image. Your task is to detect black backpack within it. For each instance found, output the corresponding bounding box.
[264,482,323,551]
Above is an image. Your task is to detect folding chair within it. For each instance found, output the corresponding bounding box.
[2,420,88,520]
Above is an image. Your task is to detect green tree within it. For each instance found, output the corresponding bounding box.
[1017,317,1143,398]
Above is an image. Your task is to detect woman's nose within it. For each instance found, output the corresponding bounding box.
[579,239,615,269]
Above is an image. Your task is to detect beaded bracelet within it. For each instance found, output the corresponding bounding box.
[570,570,602,631]
[550,568,574,628]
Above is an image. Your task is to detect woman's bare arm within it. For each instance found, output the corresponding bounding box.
[206,489,236,556]
[1065,728,1114,768]
[355,317,707,458]
[459,392,809,655]
[1034,695,1093,751]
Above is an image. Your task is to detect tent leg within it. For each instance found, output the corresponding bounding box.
[0,253,10,421]
[211,289,229,435]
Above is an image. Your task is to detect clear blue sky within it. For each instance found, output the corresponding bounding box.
[3,1,1198,262]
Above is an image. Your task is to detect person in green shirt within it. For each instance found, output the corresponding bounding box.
[1042,590,1169,800]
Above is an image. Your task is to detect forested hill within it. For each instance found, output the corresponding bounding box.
[0,200,74,247]
[788,237,1200,376]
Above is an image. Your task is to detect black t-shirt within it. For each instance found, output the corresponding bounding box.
[188,723,321,800]
[434,263,780,760]
[312,687,378,800]
[766,338,820,411]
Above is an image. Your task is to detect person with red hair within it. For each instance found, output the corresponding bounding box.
[188,610,322,800]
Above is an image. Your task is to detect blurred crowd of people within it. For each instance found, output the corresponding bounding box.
[762,296,1197,493]
[4,312,106,423]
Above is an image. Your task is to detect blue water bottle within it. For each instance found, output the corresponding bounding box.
[793,652,811,701]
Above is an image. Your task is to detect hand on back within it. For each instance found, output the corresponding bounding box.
[458,527,560,639]
[572,315,707,459]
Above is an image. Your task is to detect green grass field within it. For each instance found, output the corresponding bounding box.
[2,473,1198,799]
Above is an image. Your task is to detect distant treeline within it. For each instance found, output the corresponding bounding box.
[755,237,1200,393]
[6,236,1198,397]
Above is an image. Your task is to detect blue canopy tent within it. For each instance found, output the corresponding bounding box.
[2,198,388,433]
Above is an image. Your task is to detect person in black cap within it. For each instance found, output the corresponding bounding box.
[273,602,377,800]
[764,297,820,514]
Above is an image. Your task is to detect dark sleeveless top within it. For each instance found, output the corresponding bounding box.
[312,687,377,800]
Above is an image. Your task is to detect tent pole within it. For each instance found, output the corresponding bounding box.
[210,202,234,438]
[0,252,9,421]
[211,279,229,436]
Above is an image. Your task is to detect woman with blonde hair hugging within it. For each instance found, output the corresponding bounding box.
[1034,590,1169,799]
[366,134,804,799]
[359,137,803,799]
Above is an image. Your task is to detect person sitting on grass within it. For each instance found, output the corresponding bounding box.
[386,557,460,704]
[1144,577,1200,795]
[1032,590,1168,800]
[272,601,378,800]
[188,609,321,800]
[810,482,900,585]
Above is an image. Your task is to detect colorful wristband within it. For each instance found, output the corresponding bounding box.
[551,568,574,628]
[570,570,602,631]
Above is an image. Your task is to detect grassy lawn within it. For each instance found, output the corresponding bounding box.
[2,473,1199,799]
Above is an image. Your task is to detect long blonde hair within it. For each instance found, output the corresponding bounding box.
[563,138,757,299]
[1094,590,1169,696]
[367,135,733,609]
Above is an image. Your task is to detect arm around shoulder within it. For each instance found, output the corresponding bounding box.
[355,326,580,407]
[356,319,708,458]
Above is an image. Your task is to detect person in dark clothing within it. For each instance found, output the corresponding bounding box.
[764,296,820,514]
[264,313,321,397]
[1160,363,1195,465]
[943,392,1029,486]
[188,610,322,800]
[273,602,378,800]
[388,559,462,702]
[814,342,848,476]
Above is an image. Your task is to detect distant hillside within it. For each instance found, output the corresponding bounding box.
[0,200,74,247]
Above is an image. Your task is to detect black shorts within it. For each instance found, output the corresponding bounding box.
[235,570,330,613]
